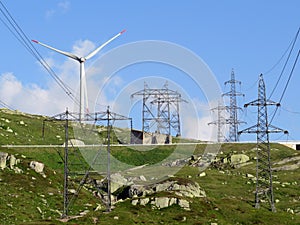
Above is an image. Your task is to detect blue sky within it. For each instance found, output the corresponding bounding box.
[0,1,299,141]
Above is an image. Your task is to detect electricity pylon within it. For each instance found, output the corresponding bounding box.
[208,101,228,142]
[222,69,245,142]
[238,74,288,212]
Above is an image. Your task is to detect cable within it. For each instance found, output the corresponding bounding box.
[269,49,300,125]
[281,107,300,115]
[264,29,298,75]
[268,27,300,99]
[0,1,77,100]
[279,50,300,103]
[0,1,79,107]
[0,99,14,110]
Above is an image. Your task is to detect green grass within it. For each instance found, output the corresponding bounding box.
[0,109,300,224]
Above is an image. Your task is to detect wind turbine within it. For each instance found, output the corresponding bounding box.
[32,29,126,121]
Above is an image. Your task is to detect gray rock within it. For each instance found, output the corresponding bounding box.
[9,155,17,169]
[199,172,206,177]
[273,161,300,171]
[30,161,44,174]
[178,199,190,210]
[140,198,150,206]
[169,197,177,206]
[131,199,139,206]
[110,173,132,193]
[155,197,170,209]
[129,185,150,197]
[231,154,250,166]
[0,152,8,169]
[69,139,85,146]
[155,181,172,192]
[13,167,23,174]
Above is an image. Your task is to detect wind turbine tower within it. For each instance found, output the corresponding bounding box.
[32,30,126,121]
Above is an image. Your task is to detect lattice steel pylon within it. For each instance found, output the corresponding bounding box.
[222,69,245,142]
[238,74,288,212]
[131,81,187,137]
[208,101,228,142]
[43,108,132,217]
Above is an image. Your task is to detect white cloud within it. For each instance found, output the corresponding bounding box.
[0,40,97,116]
[58,1,70,12]
[180,98,216,141]
[0,40,222,141]
[72,40,95,57]
[0,72,74,115]
[45,1,70,19]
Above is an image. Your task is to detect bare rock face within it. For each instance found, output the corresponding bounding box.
[153,197,170,209]
[0,152,8,169]
[95,172,205,211]
[127,179,205,211]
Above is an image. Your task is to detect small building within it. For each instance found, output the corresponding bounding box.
[131,129,172,144]
[278,141,300,150]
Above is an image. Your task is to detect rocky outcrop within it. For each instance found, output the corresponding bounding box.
[0,152,22,173]
[94,172,205,211]
[132,196,191,210]
[126,179,205,210]
[273,156,300,171]
[0,152,48,176]
[0,152,8,169]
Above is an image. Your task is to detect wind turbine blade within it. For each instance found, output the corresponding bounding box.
[85,29,126,60]
[32,40,80,61]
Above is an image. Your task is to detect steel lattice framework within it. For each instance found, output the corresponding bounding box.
[43,108,132,217]
[208,101,228,142]
[238,74,287,212]
[222,69,245,142]
[131,82,187,137]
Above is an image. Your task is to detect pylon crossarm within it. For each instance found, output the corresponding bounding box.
[238,124,258,134]
[267,124,288,134]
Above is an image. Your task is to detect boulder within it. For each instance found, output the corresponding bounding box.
[62,139,85,146]
[246,173,255,178]
[131,199,139,206]
[169,197,177,206]
[198,172,206,177]
[231,154,250,166]
[0,152,8,169]
[30,161,44,174]
[129,185,150,197]
[69,139,85,146]
[155,181,173,192]
[9,155,17,169]
[155,197,170,209]
[140,198,150,206]
[178,199,190,210]
[110,173,133,193]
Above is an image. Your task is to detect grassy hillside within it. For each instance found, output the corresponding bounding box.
[0,109,299,224]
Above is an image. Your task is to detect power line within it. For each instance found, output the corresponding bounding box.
[269,49,300,125]
[0,99,14,110]
[0,1,79,106]
[281,107,300,115]
[264,28,299,76]
[268,27,300,99]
